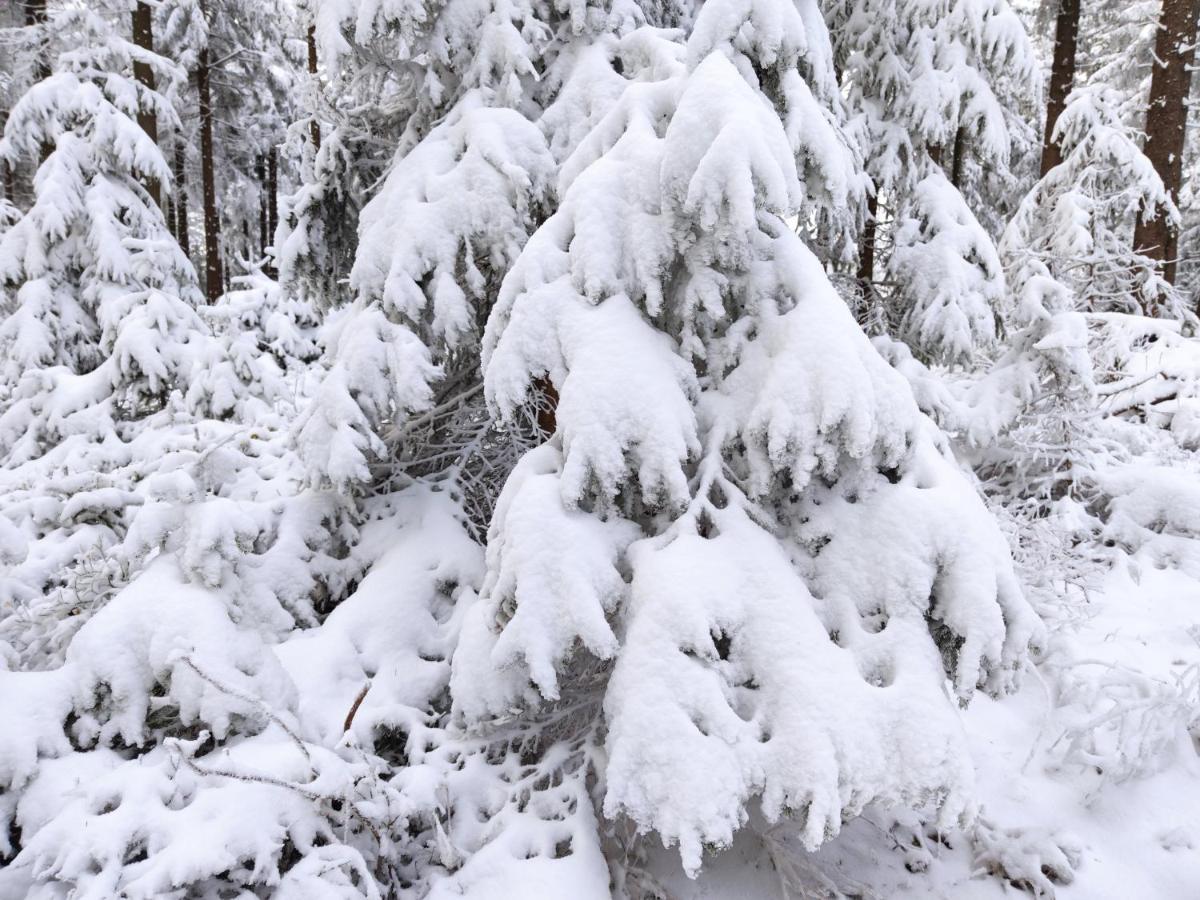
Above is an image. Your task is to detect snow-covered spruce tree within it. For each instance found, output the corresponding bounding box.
[962,260,1103,518]
[888,166,1005,365]
[1079,0,1161,121]
[448,1,1044,886]
[277,0,532,313]
[826,0,1036,359]
[292,101,555,500]
[0,8,332,656]
[292,0,652,511]
[1003,84,1186,319]
[0,8,242,461]
[274,0,380,312]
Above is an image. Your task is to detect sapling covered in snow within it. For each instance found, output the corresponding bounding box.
[1003,85,1185,319]
[0,9,338,661]
[889,168,1004,364]
[454,5,1043,879]
[0,8,296,451]
[963,261,1103,514]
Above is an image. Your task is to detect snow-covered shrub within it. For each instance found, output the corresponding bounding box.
[1096,466,1200,579]
[1,485,482,898]
[971,817,1083,898]
[1047,656,1200,791]
[1089,312,1200,440]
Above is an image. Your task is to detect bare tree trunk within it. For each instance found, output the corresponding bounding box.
[857,193,878,295]
[131,2,160,206]
[197,4,223,303]
[950,125,968,190]
[173,136,191,259]
[25,0,48,81]
[1041,0,1081,176]
[26,0,51,164]
[266,147,279,277]
[256,153,268,256]
[1133,0,1200,287]
[0,109,13,203]
[307,25,322,151]
[268,147,278,238]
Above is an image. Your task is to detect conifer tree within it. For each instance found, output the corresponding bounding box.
[827,0,1038,359]
[1004,85,1183,318]
[452,0,1043,882]
[0,9,218,457]
[1133,0,1200,286]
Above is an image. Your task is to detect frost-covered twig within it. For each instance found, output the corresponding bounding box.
[177,654,315,776]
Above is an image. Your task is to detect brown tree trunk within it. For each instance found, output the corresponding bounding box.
[197,6,223,303]
[307,25,322,151]
[950,125,968,190]
[173,137,191,259]
[533,375,558,437]
[857,192,878,294]
[131,1,160,205]
[1041,0,1081,176]
[1133,0,1200,287]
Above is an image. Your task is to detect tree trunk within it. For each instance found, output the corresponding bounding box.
[197,7,223,303]
[266,147,279,277]
[1041,0,1081,176]
[25,0,48,81]
[950,125,968,190]
[857,192,878,294]
[268,147,279,240]
[131,1,160,205]
[307,25,322,151]
[1133,0,1200,287]
[173,137,191,259]
[0,109,13,203]
[26,0,51,163]
[533,375,558,437]
[256,153,268,256]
